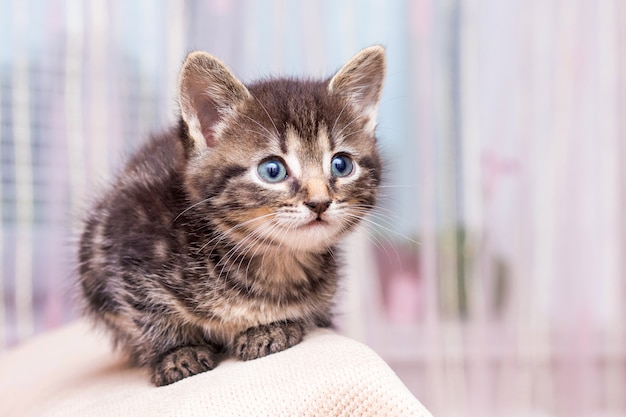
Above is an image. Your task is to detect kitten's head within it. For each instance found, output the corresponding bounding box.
[178,46,385,252]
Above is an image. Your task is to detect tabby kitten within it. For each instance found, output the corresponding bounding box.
[78,46,386,386]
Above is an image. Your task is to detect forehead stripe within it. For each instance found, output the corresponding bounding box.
[319,123,333,154]
[279,133,288,154]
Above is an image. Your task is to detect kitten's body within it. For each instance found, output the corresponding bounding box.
[79,47,385,386]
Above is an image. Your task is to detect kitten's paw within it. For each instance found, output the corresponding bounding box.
[233,320,306,361]
[151,345,217,386]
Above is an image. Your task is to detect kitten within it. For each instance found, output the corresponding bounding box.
[78,46,386,386]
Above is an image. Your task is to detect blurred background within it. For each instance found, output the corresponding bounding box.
[0,0,624,415]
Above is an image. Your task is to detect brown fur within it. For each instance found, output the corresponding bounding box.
[78,46,386,386]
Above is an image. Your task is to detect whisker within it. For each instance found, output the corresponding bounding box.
[343,215,400,268]
[345,208,421,247]
[241,127,278,143]
[251,93,280,137]
[331,100,351,136]
[256,221,289,279]
[348,214,402,269]
[239,113,277,141]
[337,127,367,141]
[201,216,278,285]
[214,223,271,281]
[173,198,212,223]
[377,185,419,189]
[199,212,276,255]
[334,113,363,139]
[351,204,416,226]
[239,220,283,277]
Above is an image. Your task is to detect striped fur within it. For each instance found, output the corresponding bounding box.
[78,46,386,386]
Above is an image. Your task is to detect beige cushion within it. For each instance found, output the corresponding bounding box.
[0,320,432,417]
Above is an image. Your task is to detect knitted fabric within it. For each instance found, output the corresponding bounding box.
[0,320,432,417]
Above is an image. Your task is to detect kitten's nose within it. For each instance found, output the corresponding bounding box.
[304,200,332,216]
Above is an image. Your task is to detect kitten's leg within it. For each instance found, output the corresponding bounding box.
[151,344,220,386]
[102,311,221,386]
[232,320,306,361]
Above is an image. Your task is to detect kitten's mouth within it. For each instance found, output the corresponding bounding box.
[304,219,326,227]
[300,218,330,229]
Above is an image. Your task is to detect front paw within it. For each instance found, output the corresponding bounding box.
[151,345,218,386]
[233,320,305,361]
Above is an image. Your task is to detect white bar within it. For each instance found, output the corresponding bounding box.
[165,0,186,124]
[86,0,109,206]
[65,0,86,228]
[12,0,35,340]
[0,21,5,348]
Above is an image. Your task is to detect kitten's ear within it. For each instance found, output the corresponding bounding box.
[178,51,250,154]
[328,45,386,133]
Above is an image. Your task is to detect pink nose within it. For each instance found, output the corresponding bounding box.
[304,200,331,216]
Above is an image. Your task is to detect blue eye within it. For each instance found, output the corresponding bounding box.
[331,155,354,178]
[258,159,288,183]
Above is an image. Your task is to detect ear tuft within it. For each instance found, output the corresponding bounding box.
[178,52,250,154]
[328,45,386,134]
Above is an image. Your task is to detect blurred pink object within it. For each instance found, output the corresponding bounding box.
[375,244,422,324]
[385,271,423,325]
